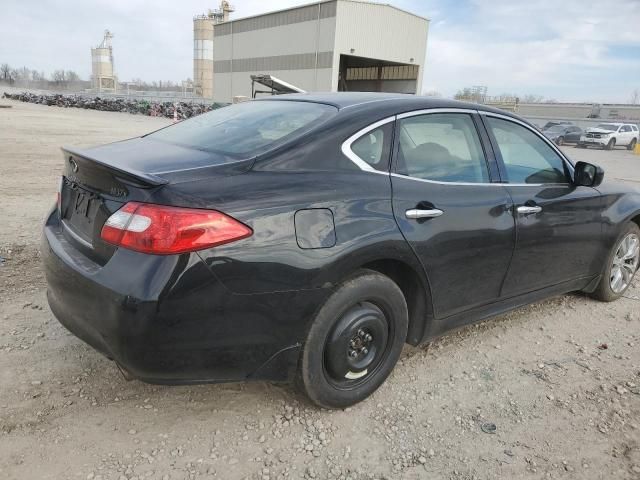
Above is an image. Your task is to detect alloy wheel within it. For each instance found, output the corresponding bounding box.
[610,233,640,293]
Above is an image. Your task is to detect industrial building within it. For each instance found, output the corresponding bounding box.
[193,0,429,103]
[91,30,117,93]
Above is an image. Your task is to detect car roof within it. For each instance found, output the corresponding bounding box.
[258,92,520,118]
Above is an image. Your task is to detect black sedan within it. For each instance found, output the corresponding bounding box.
[43,93,640,408]
[543,125,583,145]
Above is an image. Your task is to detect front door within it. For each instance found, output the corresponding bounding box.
[482,114,604,297]
[390,111,515,318]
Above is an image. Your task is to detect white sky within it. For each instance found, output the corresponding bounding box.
[2,0,639,102]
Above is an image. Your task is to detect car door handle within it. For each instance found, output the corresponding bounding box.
[516,205,542,215]
[405,208,444,219]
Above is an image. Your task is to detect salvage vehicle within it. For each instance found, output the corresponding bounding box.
[43,93,640,408]
[541,120,573,131]
[542,125,583,145]
[577,123,639,150]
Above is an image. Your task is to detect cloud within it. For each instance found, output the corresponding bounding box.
[1,0,639,102]
[409,0,640,101]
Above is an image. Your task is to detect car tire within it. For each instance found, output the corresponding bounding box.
[606,138,616,150]
[628,138,637,151]
[589,222,640,302]
[556,136,564,146]
[297,269,408,409]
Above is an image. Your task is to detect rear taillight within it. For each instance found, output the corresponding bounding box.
[100,202,252,255]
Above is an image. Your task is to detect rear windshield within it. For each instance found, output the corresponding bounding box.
[147,100,336,158]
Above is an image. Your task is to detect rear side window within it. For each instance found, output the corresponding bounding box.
[396,113,489,183]
[350,123,393,172]
[486,117,569,184]
[148,101,336,159]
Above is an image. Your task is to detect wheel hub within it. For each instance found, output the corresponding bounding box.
[324,302,389,384]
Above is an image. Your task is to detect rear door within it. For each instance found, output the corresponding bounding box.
[389,110,515,318]
[620,125,633,145]
[566,127,582,143]
[481,113,603,296]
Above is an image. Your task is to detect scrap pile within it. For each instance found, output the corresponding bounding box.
[2,92,227,119]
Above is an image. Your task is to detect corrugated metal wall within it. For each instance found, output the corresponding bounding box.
[209,0,429,102]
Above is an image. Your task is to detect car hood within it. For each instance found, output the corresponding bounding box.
[585,128,614,134]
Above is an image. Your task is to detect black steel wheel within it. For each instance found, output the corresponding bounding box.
[323,301,390,387]
[298,270,408,409]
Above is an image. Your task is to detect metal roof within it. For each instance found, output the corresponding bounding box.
[218,0,429,25]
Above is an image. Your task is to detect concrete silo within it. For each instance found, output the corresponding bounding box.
[194,1,234,98]
[91,30,117,92]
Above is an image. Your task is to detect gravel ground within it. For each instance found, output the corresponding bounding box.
[1,99,640,480]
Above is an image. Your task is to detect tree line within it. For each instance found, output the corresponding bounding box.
[1,63,84,89]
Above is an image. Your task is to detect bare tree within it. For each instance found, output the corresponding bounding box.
[522,94,544,103]
[630,89,640,105]
[52,69,67,86]
[0,63,11,82]
[66,71,80,83]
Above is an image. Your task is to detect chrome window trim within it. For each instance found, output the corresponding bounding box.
[389,172,512,187]
[341,108,576,189]
[341,116,396,174]
[396,108,479,119]
[479,111,576,182]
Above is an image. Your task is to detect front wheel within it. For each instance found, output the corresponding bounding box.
[298,270,408,409]
[556,136,564,146]
[628,138,637,151]
[606,138,616,150]
[590,223,640,302]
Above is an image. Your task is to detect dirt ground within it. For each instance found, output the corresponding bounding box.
[1,98,639,480]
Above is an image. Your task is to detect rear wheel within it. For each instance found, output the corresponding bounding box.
[628,138,637,151]
[590,223,640,302]
[606,138,616,150]
[298,270,408,409]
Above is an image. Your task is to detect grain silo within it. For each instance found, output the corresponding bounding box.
[194,1,234,98]
[91,30,117,93]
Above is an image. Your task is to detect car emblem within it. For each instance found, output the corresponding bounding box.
[69,157,79,173]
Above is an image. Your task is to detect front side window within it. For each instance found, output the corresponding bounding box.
[621,125,631,132]
[486,117,570,184]
[396,113,489,183]
[350,123,393,171]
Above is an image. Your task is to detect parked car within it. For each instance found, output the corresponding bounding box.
[541,120,573,131]
[543,125,583,145]
[577,123,639,150]
[43,94,640,408]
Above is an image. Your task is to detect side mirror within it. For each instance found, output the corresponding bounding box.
[574,161,604,187]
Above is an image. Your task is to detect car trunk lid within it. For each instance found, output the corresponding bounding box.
[59,138,253,264]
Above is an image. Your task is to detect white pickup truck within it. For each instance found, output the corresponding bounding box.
[577,123,638,150]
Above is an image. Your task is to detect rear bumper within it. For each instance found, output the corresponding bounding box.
[42,209,323,384]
